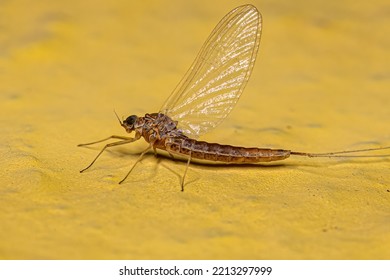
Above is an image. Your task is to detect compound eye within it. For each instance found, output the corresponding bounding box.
[124,115,137,126]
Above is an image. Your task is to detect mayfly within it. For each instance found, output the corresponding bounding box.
[79,4,390,191]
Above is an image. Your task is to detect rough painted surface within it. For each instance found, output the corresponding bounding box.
[1,0,389,259]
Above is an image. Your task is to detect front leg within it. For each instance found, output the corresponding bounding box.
[78,135,135,147]
[79,134,141,172]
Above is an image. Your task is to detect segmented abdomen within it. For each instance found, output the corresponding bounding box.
[165,137,290,163]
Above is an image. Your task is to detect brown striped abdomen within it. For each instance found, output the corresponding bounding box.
[164,137,290,163]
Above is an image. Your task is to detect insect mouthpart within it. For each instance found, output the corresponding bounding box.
[122,115,138,132]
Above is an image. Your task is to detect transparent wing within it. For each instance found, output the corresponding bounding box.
[159,4,262,138]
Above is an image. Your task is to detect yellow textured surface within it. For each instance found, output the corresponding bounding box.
[1,0,389,259]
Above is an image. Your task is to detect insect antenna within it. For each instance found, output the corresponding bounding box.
[113,110,122,125]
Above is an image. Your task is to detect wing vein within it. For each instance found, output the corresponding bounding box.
[160,5,262,138]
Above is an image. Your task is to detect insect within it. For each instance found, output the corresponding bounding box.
[79,4,390,191]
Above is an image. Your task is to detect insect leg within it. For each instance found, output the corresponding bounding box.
[181,153,192,192]
[167,152,176,159]
[119,144,152,184]
[153,147,158,157]
[152,148,176,159]
[165,144,192,191]
[78,135,135,147]
[80,138,138,173]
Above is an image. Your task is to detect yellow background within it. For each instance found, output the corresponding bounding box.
[1,0,389,259]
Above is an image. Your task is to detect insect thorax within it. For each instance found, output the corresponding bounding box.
[139,113,183,143]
